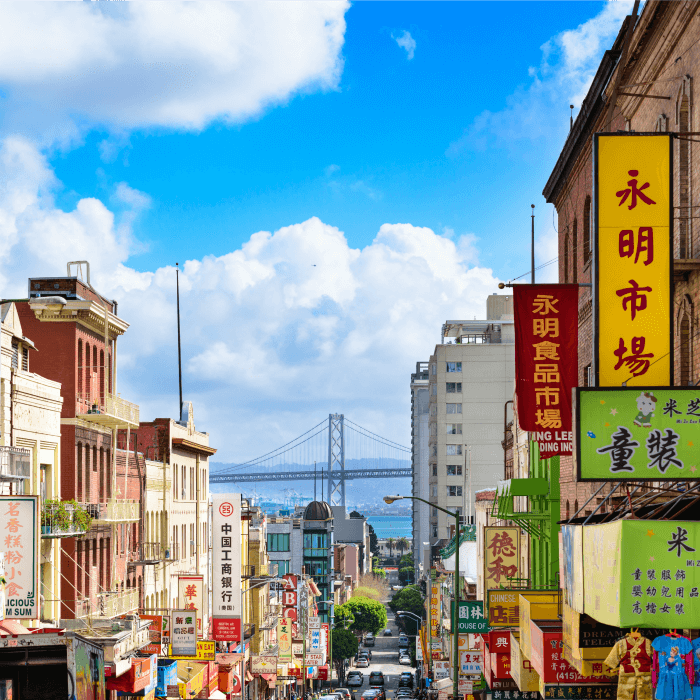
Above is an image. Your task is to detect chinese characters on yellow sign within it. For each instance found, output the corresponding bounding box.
[483,527,520,592]
[596,134,672,386]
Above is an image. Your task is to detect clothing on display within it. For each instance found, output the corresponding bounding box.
[652,635,694,700]
[605,634,654,700]
[691,639,700,700]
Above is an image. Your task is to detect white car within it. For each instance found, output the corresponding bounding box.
[347,673,364,687]
[356,658,370,668]
[399,656,412,666]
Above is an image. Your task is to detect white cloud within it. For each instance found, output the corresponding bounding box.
[447,1,632,156]
[0,139,503,461]
[0,2,348,145]
[393,30,416,60]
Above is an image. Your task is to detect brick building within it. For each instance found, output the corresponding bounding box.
[16,265,143,619]
[542,1,700,519]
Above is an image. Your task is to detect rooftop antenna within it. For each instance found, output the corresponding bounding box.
[531,205,536,284]
[176,263,183,420]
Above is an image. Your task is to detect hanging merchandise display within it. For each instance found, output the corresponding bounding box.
[604,633,653,700]
[652,634,694,700]
[691,639,700,700]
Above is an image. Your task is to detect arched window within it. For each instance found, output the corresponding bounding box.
[583,196,591,264]
[574,500,579,517]
[566,500,570,520]
[99,447,104,499]
[572,218,578,284]
[100,349,105,403]
[679,94,690,257]
[78,340,83,397]
[85,447,91,502]
[93,346,98,397]
[85,343,91,399]
[680,314,691,385]
[77,443,83,501]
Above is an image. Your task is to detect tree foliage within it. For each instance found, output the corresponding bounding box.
[389,584,424,618]
[343,596,387,636]
[399,554,413,568]
[372,568,386,579]
[353,586,381,600]
[368,523,379,555]
[398,566,414,586]
[332,628,359,685]
[334,603,355,629]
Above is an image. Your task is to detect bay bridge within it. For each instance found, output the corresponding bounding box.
[209,414,411,507]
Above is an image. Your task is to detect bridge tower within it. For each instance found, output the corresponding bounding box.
[327,413,345,507]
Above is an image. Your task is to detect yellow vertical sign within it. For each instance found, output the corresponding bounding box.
[596,134,672,386]
[483,526,520,591]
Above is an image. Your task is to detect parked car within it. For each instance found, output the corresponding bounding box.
[399,655,412,666]
[396,690,413,698]
[368,672,384,686]
[370,687,386,700]
[335,688,351,700]
[383,628,392,636]
[398,673,413,688]
[356,657,369,668]
[347,672,364,687]
[364,633,375,647]
[399,635,409,649]
[361,691,380,700]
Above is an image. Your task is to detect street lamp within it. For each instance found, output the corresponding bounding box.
[384,495,461,700]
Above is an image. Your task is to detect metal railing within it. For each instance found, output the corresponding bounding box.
[97,588,139,618]
[92,499,140,523]
[76,392,140,426]
[127,542,163,563]
[41,501,92,538]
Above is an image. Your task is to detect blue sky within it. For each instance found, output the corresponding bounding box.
[0,1,631,467]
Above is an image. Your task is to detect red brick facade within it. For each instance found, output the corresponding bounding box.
[543,1,700,519]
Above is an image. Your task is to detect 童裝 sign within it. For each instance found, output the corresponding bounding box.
[595,133,672,387]
[576,387,700,480]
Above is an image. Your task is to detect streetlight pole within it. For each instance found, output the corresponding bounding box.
[384,495,460,700]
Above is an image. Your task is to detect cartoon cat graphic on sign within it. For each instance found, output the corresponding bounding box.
[633,391,657,428]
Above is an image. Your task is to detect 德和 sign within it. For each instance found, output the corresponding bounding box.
[483,527,520,591]
[576,387,700,481]
[595,134,672,386]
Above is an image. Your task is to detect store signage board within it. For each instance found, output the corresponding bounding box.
[582,519,700,627]
[212,618,241,642]
[484,527,520,592]
[171,610,197,657]
[278,618,292,661]
[595,133,672,387]
[178,575,204,638]
[1,496,39,619]
[514,284,578,458]
[452,601,488,633]
[577,387,700,481]
[168,640,216,661]
[212,495,242,619]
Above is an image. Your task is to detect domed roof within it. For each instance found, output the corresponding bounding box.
[304,500,333,521]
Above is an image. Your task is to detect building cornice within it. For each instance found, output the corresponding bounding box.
[29,299,129,338]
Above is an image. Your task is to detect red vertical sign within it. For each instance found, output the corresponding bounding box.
[514,284,578,459]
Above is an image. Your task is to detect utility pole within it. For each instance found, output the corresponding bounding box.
[176,263,183,419]
[531,205,536,284]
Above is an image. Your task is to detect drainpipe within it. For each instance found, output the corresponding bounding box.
[503,400,513,479]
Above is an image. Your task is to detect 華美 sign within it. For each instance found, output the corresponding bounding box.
[576,387,700,481]
[595,133,672,387]
[514,284,578,458]
[1,496,39,620]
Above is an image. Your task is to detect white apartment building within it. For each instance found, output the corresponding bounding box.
[410,362,430,582]
[137,403,214,634]
[427,294,514,547]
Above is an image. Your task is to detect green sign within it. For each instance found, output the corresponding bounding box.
[582,520,700,628]
[452,601,488,633]
[577,387,700,480]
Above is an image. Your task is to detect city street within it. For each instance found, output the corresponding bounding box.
[347,607,414,700]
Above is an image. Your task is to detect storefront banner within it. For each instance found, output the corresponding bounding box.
[460,650,483,676]
[583,520,700,627]
[251,656,277,674]
[168,640,216,661]
[278,618,292,661]
[595,133,672,387]
[212,495,241,619]
[577,387,700,481]
[171,610,197,656]
[307,616,320,629]
[486,590,521,628]
[453,601,488,633]
[541,686,616,700]
[1,496,39,619]
[141,615,168,644]
[212,618,241,642]
[433,661,450,680]
[305,653,323,665]
[430,583,441,640]
[561,526,584,613]
[514,284,578,458]
[484,527,520,591]
[178,575,204,637]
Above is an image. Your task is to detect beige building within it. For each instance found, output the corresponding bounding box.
[0,302,64,622]
[136,404,214,631]
[427,294,515,547]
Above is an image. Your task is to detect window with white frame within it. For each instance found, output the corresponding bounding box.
[446,445,462,456]
[446,383,462,393]
[446,362,462,373]
[447,465,462,476]
[446,403,462,414]
[447,485,462,497]
[446,424,462,435]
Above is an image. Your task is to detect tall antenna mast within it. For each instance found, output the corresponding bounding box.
[176,263,183,419]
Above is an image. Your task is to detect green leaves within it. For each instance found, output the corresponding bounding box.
[343,596,388,636]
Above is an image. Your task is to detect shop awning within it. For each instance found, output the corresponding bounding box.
[0,620,30,635]
[432,678,452,691]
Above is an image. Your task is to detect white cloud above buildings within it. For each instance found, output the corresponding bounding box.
[0,137,500,460]
[393,30,416,60]
[0,1,348,146]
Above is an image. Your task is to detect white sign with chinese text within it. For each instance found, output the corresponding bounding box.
[178,575,204,638]
[460,650,483,675]
[310,629,321,651]
[171,609,197,656]
[308,616,320,629]
[212,495,242,619]
[2,496,39,619]
[434,661,451,679]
